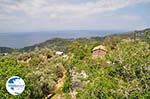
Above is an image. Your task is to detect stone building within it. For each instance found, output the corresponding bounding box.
[92,45,107,58]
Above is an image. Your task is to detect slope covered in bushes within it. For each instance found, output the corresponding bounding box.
[0,29,149,99]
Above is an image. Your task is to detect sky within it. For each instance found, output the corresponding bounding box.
[0,0,150,33]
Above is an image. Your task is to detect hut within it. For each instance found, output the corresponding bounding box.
[92,45,107,58]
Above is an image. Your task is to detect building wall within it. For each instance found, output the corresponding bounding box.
[92,50,106,58]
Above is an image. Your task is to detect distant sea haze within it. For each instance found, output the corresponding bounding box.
[0,30,124,48]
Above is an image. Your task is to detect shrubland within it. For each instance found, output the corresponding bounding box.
[0,29,149,99]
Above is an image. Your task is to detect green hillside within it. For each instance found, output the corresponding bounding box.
[0,47,15,54]
[0,28,149,99]
[21,28,150,52]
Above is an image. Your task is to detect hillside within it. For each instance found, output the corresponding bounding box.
[0,28,149,99]
[20,28,150,52]
[0,47,15,53]
[0,28,149,53]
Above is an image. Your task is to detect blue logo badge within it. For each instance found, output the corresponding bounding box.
[6,76,25,95]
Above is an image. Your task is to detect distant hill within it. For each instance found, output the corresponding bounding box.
[20,28,150,52]
[113,28,150,40]
[0,28,149,53]
[0,47,15,53]
[0,30,123,48]
[21,38,73,52]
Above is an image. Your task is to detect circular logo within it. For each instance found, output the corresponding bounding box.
[6,76,25,95]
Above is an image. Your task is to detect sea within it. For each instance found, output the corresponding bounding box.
[0,30,125,48]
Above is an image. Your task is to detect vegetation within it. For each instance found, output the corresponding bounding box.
[0,28,149,99]
[76,39,150,99]
[0,47,15,53]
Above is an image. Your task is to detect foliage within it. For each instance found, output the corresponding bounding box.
[0,29,150,98]
[76,39,150,99]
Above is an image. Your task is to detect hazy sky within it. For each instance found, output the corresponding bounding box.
[0,0,150,33]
